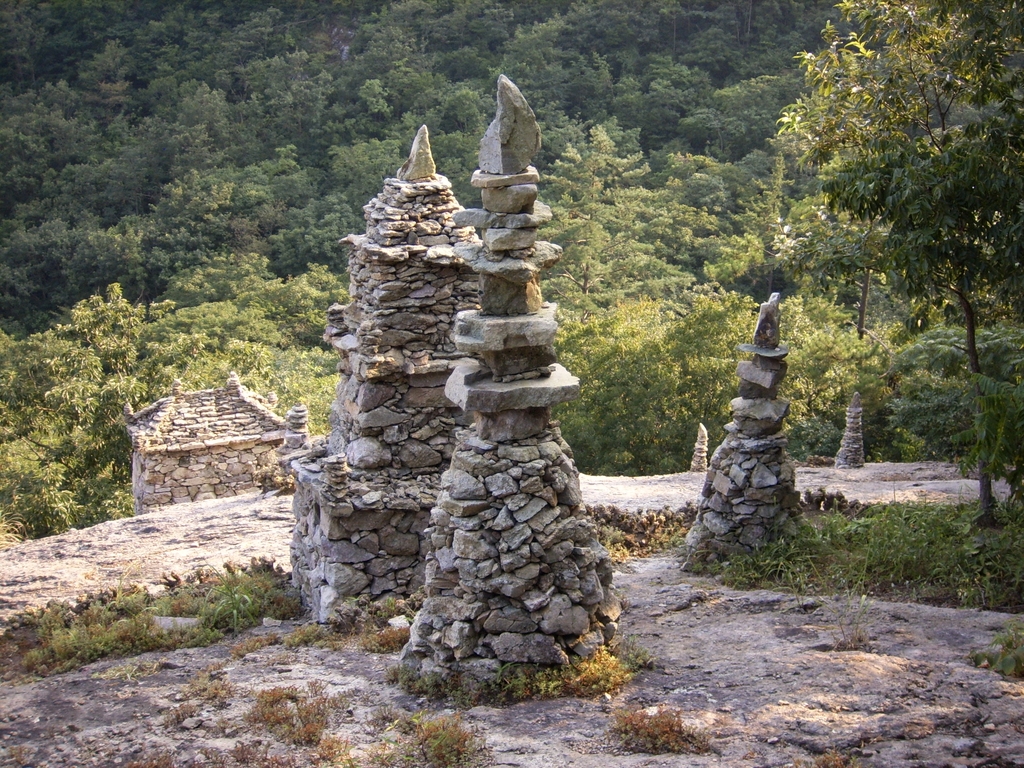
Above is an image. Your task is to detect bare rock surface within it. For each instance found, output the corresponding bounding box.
[1,464,1021,767]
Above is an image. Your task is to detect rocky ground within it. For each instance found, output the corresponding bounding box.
[0,464,1021,768]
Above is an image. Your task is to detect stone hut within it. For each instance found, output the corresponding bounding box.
[125,373,286,513]
[289,126,480,621]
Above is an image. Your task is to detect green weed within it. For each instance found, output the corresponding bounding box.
[360,626,411,654]
[6,559,300,678]
[712,502,1024,611]
[231,632,281,658]
[970,621,1024,677]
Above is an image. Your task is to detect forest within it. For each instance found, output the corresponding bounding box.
[0,0,1022,540]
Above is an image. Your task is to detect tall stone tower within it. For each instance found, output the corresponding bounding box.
[400,77,619,680]
[685,293,801,562]
[290,126,480,621]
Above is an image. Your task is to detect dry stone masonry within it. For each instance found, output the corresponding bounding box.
[400,76,619,680]
[685,293,800,561]
[690,423,709,473]
[834,391,865,469]
[289,126,480,621]
[125,374,286,513]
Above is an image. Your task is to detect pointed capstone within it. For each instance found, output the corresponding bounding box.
[397,125,436,181]
[479,75,541,175]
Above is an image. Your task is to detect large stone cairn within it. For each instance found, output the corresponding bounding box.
[400,76,619,680]
[290,126,480,621]
[685,293,801,561]
[834,391,865,468]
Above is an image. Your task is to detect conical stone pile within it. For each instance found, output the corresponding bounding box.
[685,293,801,561]
[834,392,865,468]
[690,423,709,473]
[400,77,619,680]
[290,127,480,621]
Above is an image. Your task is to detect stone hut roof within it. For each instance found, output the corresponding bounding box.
[124,372,286,454]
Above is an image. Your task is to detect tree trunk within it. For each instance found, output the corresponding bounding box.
[955,289,997,525]
[857,269,870,339]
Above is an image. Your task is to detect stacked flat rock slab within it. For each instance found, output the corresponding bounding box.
[290,127,480,621]
[401,77,618,681]
[690,423,709,473]
[685,294,800,560]
[834,392,865,469]
[124,374,286,513]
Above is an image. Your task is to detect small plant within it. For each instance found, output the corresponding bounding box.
[246,680,347,746]
[360,626,411,653]
[231,633,281,658]
[91,660,163,681]
[364,712,487,768]
[610,705,712,754]
[794,750,862,767]
[127,752,177,768]
[830,594,872,651]
[184,667,235,706]
[162,702,199,727]
[970,621,1024,677]
[284,622,352,650]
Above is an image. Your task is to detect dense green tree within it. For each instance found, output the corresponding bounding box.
[780,0,1024,515]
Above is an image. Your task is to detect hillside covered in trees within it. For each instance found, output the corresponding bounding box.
[1,0,1021,539]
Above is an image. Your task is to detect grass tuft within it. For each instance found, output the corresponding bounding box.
[706,502,1024,612]
[4,559,301,678]
[360,625,410,654]
[363,712,487,768]
[610,705,712,754]
[231,632,281,658]
[246,680,347,746]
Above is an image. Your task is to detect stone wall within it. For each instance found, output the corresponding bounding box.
[290,127,481,621]
[125,374,286,513]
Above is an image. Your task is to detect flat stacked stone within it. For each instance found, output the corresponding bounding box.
[834,392,865,469]
[290,127,480,621]
[401,76,618,681]
[684,294,800,561]
[690,423,709,473]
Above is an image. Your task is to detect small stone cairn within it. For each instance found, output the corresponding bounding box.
[290,126,480,621]
[400,76,619,680]
[690,423,709,473]
[834,392,865,469]
[685,293,800,561]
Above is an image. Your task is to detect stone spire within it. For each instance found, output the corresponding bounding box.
[397,124,436,181]
[288,125,480,620]
[834,392,865,468]
[684,293,800,563]
[401,77,618,680]
[690,423,709,473]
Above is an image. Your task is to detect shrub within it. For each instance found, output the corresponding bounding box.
[970,621,1024,677]
[610,706,712,754]
[363,712,487,768]
[712,502,1024,612]
[246,680,347,746]
[360,626,411,654]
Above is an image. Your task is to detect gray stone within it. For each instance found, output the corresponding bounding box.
[471,166,540,188]
[476,408,551,442]
[478,75,541,175]
[490,632,568,665]
[480,274,543,315]
[324,539,375,563]
[750,462,779,489]
[396,124,436,181]
[483,227,538,251]
[453,305,558,354]
[443,469,487,500]
[324,563,372,596]
[480,184,538,214]
[398,440,443,468]
[539,594,590,636]
[446,363,579,412]
[484,472,518,497]
[452,529,498,560]
[345,437,391,469]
